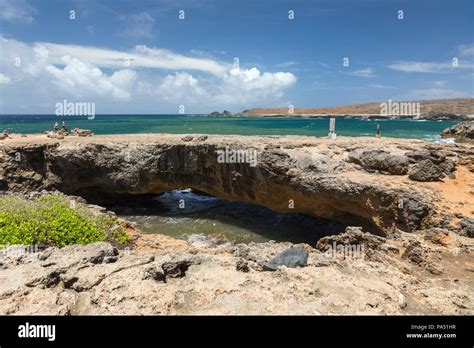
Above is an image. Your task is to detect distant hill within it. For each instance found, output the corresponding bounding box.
[240,98,474,119]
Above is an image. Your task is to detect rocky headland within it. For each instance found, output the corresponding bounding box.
[0,133,472,314]
[240,98,474,119]
[441,121,474,142]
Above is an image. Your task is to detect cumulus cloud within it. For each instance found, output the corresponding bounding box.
[46,56,137,101]
[154,72,206,101]
[214,67,296,104]
[148,67,297,106]
[0,36,297,112]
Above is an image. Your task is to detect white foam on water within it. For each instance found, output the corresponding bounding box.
[423,134,456,144]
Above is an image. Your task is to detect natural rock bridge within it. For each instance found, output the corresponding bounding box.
[1,134,470,234]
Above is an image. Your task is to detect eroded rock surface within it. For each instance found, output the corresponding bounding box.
[0,226,472,315]
[1,134,472,233]
[441,122,474,141]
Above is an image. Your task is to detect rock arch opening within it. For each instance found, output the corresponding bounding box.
[1,137,433,236]
[103,189,348,245]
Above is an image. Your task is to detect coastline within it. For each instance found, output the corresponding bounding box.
[0,132,473,315]
[235,113,473,120]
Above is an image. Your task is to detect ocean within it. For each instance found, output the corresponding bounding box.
[0,114,456,142]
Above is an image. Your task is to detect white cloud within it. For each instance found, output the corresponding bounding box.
[0,73,11,84]
[45,56,137,101]
[0,0,36,23]
[148,67,297,106]
[388,61,474,73]
[154,72,206,101]
[213,67,296,105]
[0,36,297,112]
[348,67,374,77]
[38,42,229,77]
[458,44,474,57]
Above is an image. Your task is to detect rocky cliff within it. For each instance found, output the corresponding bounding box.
[242,98,474,118]
[441,121,474,141]
[1,134,472,235]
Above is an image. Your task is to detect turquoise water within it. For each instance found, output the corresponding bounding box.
[108,190,345,244]
[0,114,456,141]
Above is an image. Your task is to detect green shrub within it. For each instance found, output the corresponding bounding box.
[0,194,129,247]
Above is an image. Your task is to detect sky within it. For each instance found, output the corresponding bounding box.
[0,0,473,114]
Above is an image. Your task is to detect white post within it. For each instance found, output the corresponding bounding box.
[328,118,337,139]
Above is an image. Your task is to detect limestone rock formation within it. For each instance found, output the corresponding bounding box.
[347,149,409,175]
[408,159,445,182]
[441,122,474,140]
[0,134,472,234]
[0,224,472,315]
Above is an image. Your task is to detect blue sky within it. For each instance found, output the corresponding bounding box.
[0,0,473,114]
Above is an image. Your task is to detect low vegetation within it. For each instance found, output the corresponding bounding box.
[0,194,129,246]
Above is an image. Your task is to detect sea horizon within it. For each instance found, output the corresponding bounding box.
[0,113,457,141]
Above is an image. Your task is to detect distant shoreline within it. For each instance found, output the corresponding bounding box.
[229,113,472,121]
[233,97,474,120]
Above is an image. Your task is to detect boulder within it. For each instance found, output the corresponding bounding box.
[408,159,445,182]
[347,149,409,175]
[405,150,456,177]
[262,247,308,271]
[441,122,474,140]
[405,150,446,164]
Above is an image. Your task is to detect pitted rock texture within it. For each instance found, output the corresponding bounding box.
[1,227,472,315]
[0,134,473,233]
